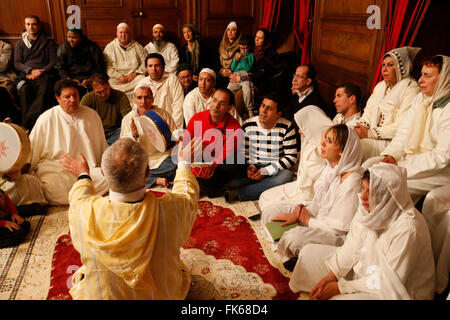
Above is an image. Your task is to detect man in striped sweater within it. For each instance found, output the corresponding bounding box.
[225,92,299,202]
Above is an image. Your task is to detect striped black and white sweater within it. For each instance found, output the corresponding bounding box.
[242,116,299,175]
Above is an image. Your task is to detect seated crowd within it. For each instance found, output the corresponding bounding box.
[0,14,449,301]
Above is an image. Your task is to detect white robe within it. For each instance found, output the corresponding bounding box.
[145,41,179,74]
[137,74,185,129]
[381,97,450,200]
[289,209,436,300]
[104,39,147,102]
[421,185,450,294]
[262,172,361,259]
[183,87,243,126]
[120,106,176,170]
[359,79,419,160]
[29,105,108,205]
[258,106,332,211]
[0,174,47,206]
[332,112,361,129]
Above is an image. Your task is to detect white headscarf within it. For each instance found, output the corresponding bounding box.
[310,125,362,215]
[294,105,333,147]
[368,46,421,128]
[404,55,450,155]
[357,163,414,231]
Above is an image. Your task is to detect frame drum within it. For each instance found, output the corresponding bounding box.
[0,123,31,173]
[139,110,175,152]
[190,162,216,179]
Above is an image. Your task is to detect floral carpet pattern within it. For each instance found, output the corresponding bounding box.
[0,190,307,300]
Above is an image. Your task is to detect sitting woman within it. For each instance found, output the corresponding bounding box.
[354,46,420,161]
[290,163,435,300]
[0,189,31,249]
[230,28,279,117]
[261,124,362,270]
[259,105,333,211]
[217,21,241,86]
[179,24,202,79]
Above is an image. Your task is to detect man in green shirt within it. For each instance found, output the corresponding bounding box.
[81,73,131,145]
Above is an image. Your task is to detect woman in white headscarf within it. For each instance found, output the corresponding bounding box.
[259,105,332,211]
[355,46,421,161]
[261,124,362,268]
[289,163,435,300]
[379,55,450,202]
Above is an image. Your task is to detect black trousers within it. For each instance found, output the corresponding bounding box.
[18,74,57,130]
[197,163,246,198]
[0,220,31,249]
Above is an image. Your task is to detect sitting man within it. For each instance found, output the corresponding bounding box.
[377,55,450,203]
[137,53,184,129]
[184,88,243,198]
[176,63,196,96]
[284,64,334,122]
[103,23,147,103]
[224,93,298,202]
[0,40,19,124]
[29,79,108,205]
[14,14,57,130]
[332,82,362,128]
[145,24,179,74]
[183,68,242,125]
[80,73,131,145]
[56,27,106,97]
[61,137,200,300]
[120,84,177,188]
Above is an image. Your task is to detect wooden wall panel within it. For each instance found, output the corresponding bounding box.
[0,0,65,45]
[311,0,387,109]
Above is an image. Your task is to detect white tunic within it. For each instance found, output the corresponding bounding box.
[332,112,361,129]
[323,209,435,299]
[381,97,450,197]
[183,87,243,126]
[359,80,419,160]
[137,73,185,129]
[104,39,147,101]
[262,172,361,258]
[120,106,176,170]
[422,185,450,294]
[145,41,179,74]
[29,105,108,205]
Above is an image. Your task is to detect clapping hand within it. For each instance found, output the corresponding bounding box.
[59,153,90,177]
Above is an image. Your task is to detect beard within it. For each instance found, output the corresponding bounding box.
[153,39,166,51]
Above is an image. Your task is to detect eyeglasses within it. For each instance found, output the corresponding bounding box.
[94,88,109,95]
[179,75,192,80]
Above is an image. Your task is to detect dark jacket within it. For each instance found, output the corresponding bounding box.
[13,32,57,79]
[56,37,106,80]
[285,88,335,123]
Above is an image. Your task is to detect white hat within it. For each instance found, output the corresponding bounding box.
[134,83,153,94]
[227,21,237,30]
[199,68,216,80]
[153,24,165,31]
[117,22,130,30]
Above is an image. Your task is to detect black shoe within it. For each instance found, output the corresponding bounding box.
[283,257,298,271]
[224,190,239,203]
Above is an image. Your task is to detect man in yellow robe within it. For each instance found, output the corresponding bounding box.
[60,137,200,300]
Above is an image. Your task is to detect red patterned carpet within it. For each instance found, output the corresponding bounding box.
[46,198,298,300]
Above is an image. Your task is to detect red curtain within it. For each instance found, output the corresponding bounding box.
[293,0,314,64]
[260,0,283,32]
[371,0,431,91]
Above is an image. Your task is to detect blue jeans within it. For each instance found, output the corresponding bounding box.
[105,127,121,146]
[226,169,294,201]
[145,156,177,188]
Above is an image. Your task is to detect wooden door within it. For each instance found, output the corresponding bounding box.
[310,0,387,108]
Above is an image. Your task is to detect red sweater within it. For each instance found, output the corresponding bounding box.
[0,190,18,227]
[184,110,243,164]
